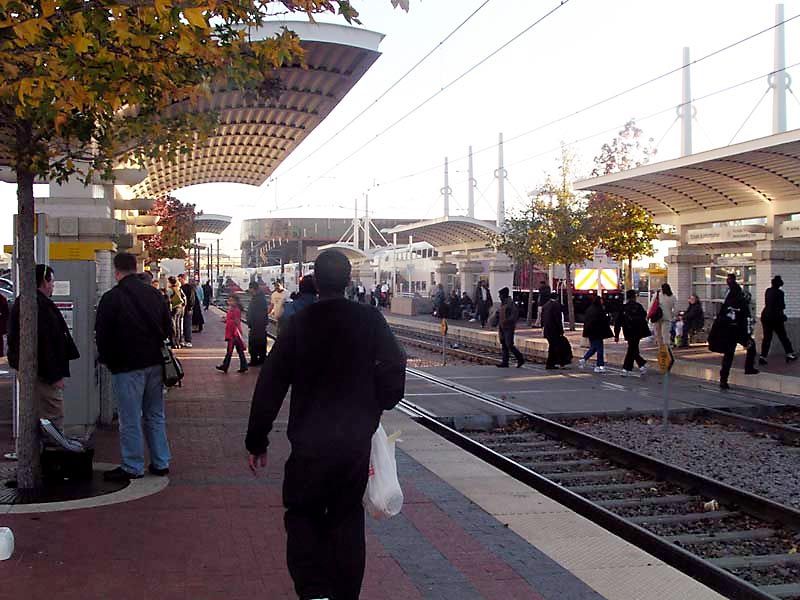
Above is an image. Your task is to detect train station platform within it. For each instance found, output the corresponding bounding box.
[387,312,800,396]
[0,308,725,600]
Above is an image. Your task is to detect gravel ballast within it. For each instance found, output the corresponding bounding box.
[570,416,800,509]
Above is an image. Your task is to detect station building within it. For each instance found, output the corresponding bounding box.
[575,128,800,349]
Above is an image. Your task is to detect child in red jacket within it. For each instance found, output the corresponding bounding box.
[217,295,248,374]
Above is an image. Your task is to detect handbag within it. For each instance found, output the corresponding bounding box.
[121,286,184,388]
[647,291,663,323]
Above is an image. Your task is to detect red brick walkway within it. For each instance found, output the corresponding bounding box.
[0,307,602,600]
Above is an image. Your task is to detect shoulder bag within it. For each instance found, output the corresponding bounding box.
[120,286,184,388]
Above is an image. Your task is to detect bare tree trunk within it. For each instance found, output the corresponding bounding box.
[526,263,535,326]
[565,263,576,331]
[625,256,633,290]
[15,144,41,489]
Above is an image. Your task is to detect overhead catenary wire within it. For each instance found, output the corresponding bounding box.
[368,13,800,189]
[284,0,573,205]
[272,0,494,183]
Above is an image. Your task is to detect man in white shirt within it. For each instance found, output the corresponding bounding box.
[269,281,286,322]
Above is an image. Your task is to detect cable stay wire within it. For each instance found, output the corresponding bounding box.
[728,87,771,144]
[372,13,800,189]
[271,0,494,183]
[653,116,680,156]
[284,0,572,205]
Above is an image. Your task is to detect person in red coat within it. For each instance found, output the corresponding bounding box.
[0,294,9,357]
[216,294,248,373]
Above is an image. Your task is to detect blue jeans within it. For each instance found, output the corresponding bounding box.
[183,309,193,343]
[583,338,605,366]
[112,365,171,476]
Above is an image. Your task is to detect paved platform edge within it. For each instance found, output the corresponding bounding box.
[387,314,799,397]
[383,409,727,600]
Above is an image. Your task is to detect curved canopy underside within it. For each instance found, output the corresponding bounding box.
[194,213,232,235]
[573,128,800,223]
[382,216,500,252]
[128,22,382,198]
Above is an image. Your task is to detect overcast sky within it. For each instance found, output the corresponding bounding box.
[2,0,799,257]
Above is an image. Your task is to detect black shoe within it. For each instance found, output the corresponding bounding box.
[516,358,526,368]
[720,381,730,391]
[215,365,228,373]
[744,368,760,375]
[104,467,143,482]
[496,363,509,368]
[148,464,169,476]
[545,365,558,370]
[758,356,768,366]
[237,367,248,373]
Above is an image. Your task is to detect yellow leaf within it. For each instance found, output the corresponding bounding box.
[13,18,45,44]
[154,0,171,15]
[183,7,208,29]
[40,0,56,18]
[72,34,91,54]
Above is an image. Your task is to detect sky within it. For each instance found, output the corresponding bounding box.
[2,0,800,258]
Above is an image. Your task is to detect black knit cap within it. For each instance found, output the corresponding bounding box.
[773,275,784,287]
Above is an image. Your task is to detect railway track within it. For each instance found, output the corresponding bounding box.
[399,367,800,600]
[394,326,800,447]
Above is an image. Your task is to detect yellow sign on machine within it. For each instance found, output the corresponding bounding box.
[574,268,619,291]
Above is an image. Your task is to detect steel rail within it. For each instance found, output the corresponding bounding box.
[402,367,800,600]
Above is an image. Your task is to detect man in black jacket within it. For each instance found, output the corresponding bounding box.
[246,281,269,365]
[179,273,196,348]
[246,249,406,600]
[8,264,79,431]
[759,275,798,365]
[541,292,566,369]
[96,253,173,482]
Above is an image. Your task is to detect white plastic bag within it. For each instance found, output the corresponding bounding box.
[363,424,403,519]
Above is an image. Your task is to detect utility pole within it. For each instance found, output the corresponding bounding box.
[353,197,359,250]
[772,3,788,134]
[679,47,693,157]
[441,157,451,217]
[467,146,475,218]
[495,132,506,227]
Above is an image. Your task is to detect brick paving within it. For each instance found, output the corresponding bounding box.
[0,307,605,600]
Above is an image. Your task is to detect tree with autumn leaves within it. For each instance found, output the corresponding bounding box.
[588,120,661,289]
[0,0,407,489]
[142,196,197,262]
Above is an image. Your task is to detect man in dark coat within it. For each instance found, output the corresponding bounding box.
[246,249,406,600]
[246,281,269,366]
[759,275,798,365]
[179,274,196,347]
[96,253,173,481]
[541,292,568,369]
[473,280,492,327]
[614,289,650,375]
[202,280,212,310]
[708,273,758,390]
[496,287,525,368]
[0,293,9,357]
[8,264,79,431]
[534,280,551,327]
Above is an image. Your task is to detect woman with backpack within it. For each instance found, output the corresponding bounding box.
[579,295,613,373]
[216,294,248,374]
[648,283,676,347]
[614,289,650,376]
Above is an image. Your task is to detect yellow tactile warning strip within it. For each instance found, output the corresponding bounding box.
[384,410,727,600]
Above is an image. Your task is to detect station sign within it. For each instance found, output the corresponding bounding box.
[687,226,766,245]
[780,221,800,239]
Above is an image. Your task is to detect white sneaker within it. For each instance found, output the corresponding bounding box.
[578,359,586,369]
[621,369,631,377]
[183,342,193,348]
[594,366,605,373]
[639,365,647,375]
[469,318,476,322]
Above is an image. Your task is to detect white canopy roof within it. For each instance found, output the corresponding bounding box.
[128,22,383,197]
[382,216,499,252]
[574,128,800,224]
[194,214,232,235]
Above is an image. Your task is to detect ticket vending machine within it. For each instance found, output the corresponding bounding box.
[50,260,101,428]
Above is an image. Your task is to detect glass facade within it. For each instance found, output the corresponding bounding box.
[691,257,756,316]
